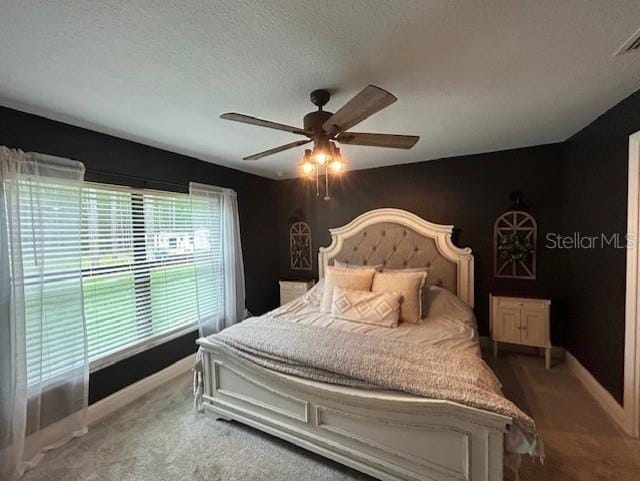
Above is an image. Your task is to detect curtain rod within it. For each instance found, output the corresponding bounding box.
[85,168,187,190]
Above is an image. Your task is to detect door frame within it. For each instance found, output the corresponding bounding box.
[624,130,640,438]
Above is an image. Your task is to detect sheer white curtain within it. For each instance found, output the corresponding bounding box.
[0,147,88,481]
[189,183,245,336]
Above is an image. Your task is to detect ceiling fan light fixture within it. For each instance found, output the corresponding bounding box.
[330,159,344,172]
[313,150,331,165]
[302,161,315,175]
[301,149,315,176]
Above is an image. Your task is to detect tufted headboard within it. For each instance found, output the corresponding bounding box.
[318,208,474,307]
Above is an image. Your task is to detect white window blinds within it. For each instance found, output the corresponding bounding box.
[18,177,87,386]
[21,181,224,379]
[81,183,223,362]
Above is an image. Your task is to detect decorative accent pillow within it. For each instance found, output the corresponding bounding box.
[320,266,376,313]
[372,271,427,323]
[383,267,430,320]
[331,287,402,327]
[333,260,383,271]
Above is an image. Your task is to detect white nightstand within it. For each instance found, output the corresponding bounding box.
[279,280,314,306]
[490,294,552,369]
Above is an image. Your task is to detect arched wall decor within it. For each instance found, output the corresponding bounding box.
[290,221,312,270]
[494,210,537,279]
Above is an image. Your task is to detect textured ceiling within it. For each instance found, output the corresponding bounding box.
[1,1,640,179]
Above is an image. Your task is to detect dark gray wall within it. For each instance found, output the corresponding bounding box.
[5,85,640,407]
[561,89,640,404]
[277,143,565,340]
[0,106,280,403]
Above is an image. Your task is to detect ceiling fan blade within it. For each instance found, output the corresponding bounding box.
[337,132,419,149]
[322,85,397,136]
[243,139,311,161]
[221,113,311,136]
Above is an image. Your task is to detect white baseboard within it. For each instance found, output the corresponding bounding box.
[87,353,196,426]
[565,351,627,432]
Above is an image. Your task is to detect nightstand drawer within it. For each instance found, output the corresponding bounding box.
[496,297,547,311]
[280,281,312,292]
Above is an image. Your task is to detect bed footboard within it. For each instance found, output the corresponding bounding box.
[197,339,510,481]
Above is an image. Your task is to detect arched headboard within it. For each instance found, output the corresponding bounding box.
[318,208,474,307]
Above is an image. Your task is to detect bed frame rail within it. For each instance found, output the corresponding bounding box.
[197,340,510,481]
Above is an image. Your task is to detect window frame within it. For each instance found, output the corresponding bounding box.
[82,181,202,372]
[15,178,209,389]
[89,322,196,372]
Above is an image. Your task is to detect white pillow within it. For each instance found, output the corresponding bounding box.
[382,267,430,319]
[320,266,376,313]
[331,287,401,327]
[371,270,427,323]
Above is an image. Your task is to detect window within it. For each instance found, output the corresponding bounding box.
[21,181,223,381]
[19,177,87,386]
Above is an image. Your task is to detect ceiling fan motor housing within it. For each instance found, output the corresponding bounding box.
[305,89,333,137]
[303,110,333,135]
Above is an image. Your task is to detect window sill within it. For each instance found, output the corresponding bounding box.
[89,323,198,373]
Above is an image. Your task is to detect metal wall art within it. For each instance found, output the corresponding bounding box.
[290,221,312,270]
[493,192,537,279]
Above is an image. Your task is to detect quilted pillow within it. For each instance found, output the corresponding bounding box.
[320,266,376,313]
[372,270,427,323]
[331,287,402,327]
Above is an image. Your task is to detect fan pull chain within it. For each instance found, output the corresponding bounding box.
[324,165,330,200]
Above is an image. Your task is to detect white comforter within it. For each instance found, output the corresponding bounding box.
[267,280,480,355]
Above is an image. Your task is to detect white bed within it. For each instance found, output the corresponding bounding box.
[196,208,525,481]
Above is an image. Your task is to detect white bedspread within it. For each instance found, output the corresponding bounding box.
[266,280,480,356]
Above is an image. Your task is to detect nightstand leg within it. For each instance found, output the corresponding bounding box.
[493,340,498,359]
[545,348,551,370]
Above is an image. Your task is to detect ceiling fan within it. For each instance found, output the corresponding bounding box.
[220,85,419,199]
[221,84,419,161]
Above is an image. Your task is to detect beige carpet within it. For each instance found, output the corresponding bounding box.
[20,353,640,481]
[488,354,640,481]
